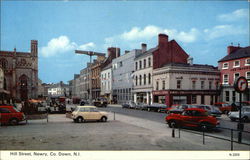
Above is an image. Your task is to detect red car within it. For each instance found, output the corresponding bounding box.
[165,108,219,130]
[214,102,232,114]
[0,105,26,125]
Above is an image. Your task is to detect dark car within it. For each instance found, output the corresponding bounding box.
[135,102,149,110]
[165,108,219,131]
[93,97,108,107]
[122,101,136,109]
[0,105,26,125]
[147,103,167,112]
[195,105,222,117]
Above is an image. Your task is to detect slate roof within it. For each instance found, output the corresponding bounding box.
[218,46,250,62]
[135,47,158,59]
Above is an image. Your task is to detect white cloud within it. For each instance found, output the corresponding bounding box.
[217,9,249,22]
[203,25,247,40]
[104,25,200,49]
[40,36,95,57]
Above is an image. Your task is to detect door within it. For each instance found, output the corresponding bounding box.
[89,107,101,120]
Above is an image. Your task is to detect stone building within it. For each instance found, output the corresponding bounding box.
[218,45,250,103]
[0,40,38,101]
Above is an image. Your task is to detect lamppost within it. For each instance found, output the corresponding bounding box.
[75,50,105,104]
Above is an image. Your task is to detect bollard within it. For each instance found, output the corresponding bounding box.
[47,113,49,123]
[231,129,233,151]
[114,112,115,120]
[178,127,180,138]
[203,131,205,145]
[172,128,175,138]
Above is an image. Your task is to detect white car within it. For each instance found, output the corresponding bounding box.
[228,106,250,122]
[71,106,108,123]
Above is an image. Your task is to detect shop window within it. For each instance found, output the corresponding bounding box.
[191,95,197,104]
[225,91,230,102]
[177,80,181,89]
[223,74,229,84]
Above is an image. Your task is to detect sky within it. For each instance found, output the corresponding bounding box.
[1,0,249,84]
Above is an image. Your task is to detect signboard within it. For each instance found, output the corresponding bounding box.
[234,76,248,93]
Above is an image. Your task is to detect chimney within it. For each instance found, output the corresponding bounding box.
[141,43,147,53]
[158,33,168,46]
[115,48,120,58]
[187,55,193,66]
[107,47,120,58]
[227,45,242,55]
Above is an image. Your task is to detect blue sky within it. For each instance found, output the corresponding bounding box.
[1,1,249,83]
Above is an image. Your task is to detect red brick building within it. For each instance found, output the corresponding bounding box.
[218,45,250,103]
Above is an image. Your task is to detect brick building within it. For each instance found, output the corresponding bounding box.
[218,45,250,103]
[0,40,38,101]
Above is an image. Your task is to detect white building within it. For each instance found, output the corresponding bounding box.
[133,43,155,104]
[100,63,112,102]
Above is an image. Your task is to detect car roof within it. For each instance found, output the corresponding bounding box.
[185,108,206,112]
[0,105,14,108]
[76,105,97,108]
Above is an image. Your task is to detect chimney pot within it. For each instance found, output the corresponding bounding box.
[227,45,242,55]
[141,43,147,53]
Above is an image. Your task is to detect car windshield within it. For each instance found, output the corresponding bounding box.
[12,107,20,112]
[222,104,230,107]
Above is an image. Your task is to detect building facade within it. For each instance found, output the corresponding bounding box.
[133,43,154,104]
[0,40,38,101]
[218,45,250,104]
[100,64,112,102]
[153,63,220,106]
[48,81,69,98]
[112,49,141,104]
[79,64,90,100]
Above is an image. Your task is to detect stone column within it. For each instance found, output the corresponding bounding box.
[146,92,149,104]
[134,93,137,103]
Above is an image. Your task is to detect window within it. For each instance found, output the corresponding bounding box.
[246,72,250,86]
[232,91,236,102]
[233,60,240,68]
[119,61,123,67]
[201,81,204,89]
[225,91,230,102]
[222,63,229,69]
[234,73,240,81]
[216,81,219,90]
[148,57,151,67]
[192,81,196,90]
[223,74,229,84]
[191,95,197,104]
[108,73,110,78]
[0,108,11,113]
[209,81,212,90]
[245,59,250,66]
[144,74,146,85]
[135,76,138,86]
[135,62,138,70]
[177,80,181,89]
[148,73,151,84]
[162,80,165,90]
[144,59,146,68]
[156,81,159,90]
[139,75,142,85]
[139,61,142,69]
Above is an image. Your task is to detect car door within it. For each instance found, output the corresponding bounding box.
[89,108,101,120]
[79,107,91,120]
[0,107,12,123]
[180,110,196,127]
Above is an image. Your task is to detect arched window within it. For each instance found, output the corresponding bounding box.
[0,58,8,69]
[139,75,142,86]
[135,76,138,86]
[144,74,146,85]
[148,73,151,84]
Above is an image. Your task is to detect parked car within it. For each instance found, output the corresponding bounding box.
[0,105,26,125]
[147,103,167,112]
[168,104,197,114]
[71,106,108,123]
[165,108,219,131]
[195,105,222,117]
[135,102,149,110]
[93,97,108,107]
[214,102,232,114]
[228,106,250,122]
[122,101,136,109]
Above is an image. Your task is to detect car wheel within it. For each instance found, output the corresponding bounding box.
[168,120,178,128]
[9,118,19,125]
[242,116,248,122]
[101,116,107,122]
[224,111,229,115]
[76,117,84,123]
[73,119,77,123]
[147,108,151,112]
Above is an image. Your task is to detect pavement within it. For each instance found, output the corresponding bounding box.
[0,112,249,151]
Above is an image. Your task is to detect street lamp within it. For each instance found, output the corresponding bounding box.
[75,50,105,104]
